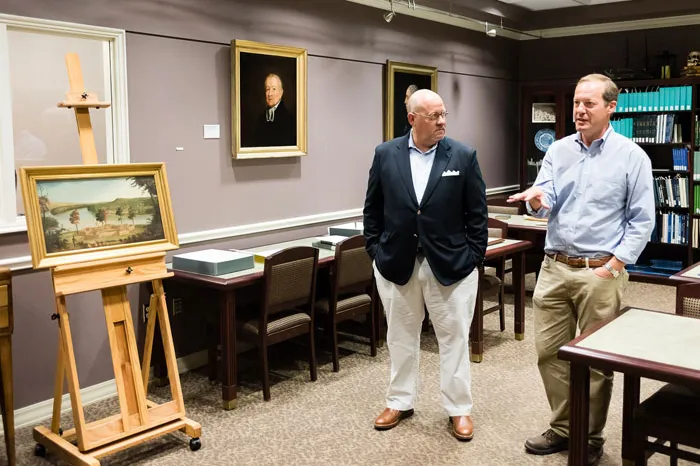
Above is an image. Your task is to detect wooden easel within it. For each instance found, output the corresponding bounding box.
[32,53,201,465]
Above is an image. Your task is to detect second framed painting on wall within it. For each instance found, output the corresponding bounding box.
[385,60,438,141]
[231,39,308,159]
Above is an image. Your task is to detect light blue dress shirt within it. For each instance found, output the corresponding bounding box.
[528,125,655,264]
[408,130,437,204]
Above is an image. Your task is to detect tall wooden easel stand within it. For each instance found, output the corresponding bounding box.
[32,53,201,465]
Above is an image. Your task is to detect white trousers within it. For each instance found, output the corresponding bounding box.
[374,258,478,416]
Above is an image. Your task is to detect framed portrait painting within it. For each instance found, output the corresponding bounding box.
[385,61,438,141]
[20,163,178,269]
[232,39,308,159]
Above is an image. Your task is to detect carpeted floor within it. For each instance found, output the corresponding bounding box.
[7,275,692,465]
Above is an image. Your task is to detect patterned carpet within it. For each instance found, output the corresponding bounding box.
[6,275,692,465]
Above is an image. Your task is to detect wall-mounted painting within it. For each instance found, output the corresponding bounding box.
[385,61,438,141]
[232,39,308,159]
[20,163,178,269]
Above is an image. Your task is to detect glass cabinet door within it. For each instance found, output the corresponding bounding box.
[522,92,557,187]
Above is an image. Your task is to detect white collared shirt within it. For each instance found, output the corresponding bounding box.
[266,101,281,122]
[408,130,437,204]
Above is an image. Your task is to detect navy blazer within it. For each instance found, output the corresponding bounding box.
[363,135,488,286]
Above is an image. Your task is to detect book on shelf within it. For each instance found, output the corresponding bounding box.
[616,86,692,113]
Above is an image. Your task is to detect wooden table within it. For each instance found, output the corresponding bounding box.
[471,238,532,362]
[558,307,700,466]
[670,261,700,284]
[488,213,546,277]
[164,236,531,408]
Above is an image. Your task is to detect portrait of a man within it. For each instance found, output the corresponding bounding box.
[232,40,308,159]
[252,73,296,147]
[385,61,438,141]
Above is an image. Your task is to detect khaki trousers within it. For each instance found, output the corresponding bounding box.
[374,258,478,416]
[533,255,628,448]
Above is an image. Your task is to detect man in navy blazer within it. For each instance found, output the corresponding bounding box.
[364,89,488,440]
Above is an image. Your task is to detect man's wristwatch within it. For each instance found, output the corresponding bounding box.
[603,262,619,278]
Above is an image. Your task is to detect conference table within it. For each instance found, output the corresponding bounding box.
[161,235,532,409]
[488,213,547,277]
[558,307,700,465]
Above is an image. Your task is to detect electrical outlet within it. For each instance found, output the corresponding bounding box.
[142,304,151,323]
[171,297,183,316]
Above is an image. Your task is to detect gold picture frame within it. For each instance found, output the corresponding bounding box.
[231,39,308,159]
[20,163,179,269]
[385,60,438,141]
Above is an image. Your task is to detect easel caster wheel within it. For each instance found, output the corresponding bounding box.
[189,438,201,451]
[34,443,47,457]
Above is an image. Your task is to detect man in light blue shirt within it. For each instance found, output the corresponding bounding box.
[508,74,655,465]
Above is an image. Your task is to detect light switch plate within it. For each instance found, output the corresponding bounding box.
[203,124,220,139]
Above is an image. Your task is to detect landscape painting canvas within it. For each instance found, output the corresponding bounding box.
[20,163,178,269]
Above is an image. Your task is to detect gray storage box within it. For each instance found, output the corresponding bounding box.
[172,249,254,276]
[328,222,363,237]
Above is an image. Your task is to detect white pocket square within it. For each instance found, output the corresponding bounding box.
[441,170,460,177]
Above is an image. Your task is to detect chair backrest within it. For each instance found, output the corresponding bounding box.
[263,246,319,318]
[333,235,373,293]
[487,217,508,239]
[675,283,700,319]
[488,204,520,215]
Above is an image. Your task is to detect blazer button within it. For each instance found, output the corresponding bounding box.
[417,210,421,215]
[414,234,418,237]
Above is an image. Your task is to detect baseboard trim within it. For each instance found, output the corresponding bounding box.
[2,349,209,434]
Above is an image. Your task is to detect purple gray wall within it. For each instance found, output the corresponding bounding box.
[0,0,519,408]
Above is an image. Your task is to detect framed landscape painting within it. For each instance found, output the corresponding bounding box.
[232,39,308,159]
[20,163,178,269]
[385,60,438,141]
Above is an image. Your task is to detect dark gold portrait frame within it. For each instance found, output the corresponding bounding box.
[385,60,438,141]
[231,39,308,159]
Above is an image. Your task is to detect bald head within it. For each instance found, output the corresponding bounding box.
[407,89,442,114]
[406,89,446,152]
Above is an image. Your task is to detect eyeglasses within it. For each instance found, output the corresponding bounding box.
[412,111,449,121]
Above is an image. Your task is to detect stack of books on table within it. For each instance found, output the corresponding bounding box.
[312,235,348,251]
[172,249,255,276]
[328,221,363,237]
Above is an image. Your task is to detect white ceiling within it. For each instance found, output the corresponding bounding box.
[496,0,633,11]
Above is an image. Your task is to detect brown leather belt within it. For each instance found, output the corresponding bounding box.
[546,253,613,268]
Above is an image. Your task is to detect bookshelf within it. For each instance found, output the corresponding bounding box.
[520,77,700,284]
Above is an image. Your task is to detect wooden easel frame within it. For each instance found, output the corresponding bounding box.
[31,53,201,465]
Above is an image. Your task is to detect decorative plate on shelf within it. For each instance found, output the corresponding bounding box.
[534,128,555,152]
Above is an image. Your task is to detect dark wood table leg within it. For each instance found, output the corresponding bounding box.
[470,266,484,363]
[622,374,640,465]
[569,363,590,466]
[220,290,237,410]
[0,335,14,466]
[513,250,525,340]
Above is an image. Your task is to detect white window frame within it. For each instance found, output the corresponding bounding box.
[0,14,129,234]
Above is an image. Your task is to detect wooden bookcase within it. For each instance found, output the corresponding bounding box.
[520,77,700,284]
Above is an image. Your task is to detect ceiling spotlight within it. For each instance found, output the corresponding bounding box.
[384,0,395,23]
[485,21,497,37]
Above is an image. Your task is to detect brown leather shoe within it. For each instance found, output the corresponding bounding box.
[374,408,414,430]
[449,416,474,441]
